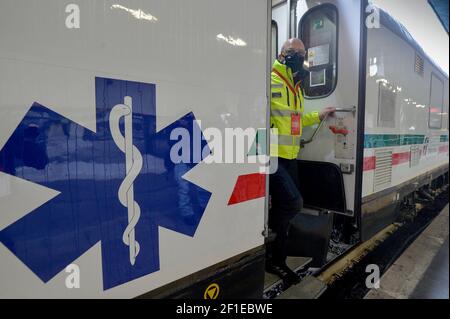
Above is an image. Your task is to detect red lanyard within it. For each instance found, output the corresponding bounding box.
[273,68,300,111]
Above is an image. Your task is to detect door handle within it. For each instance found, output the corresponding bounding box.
[300,106,356,147]
[335,106,356,115]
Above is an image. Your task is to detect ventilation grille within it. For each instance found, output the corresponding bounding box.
[415,53,424,76]
[374,150,392,191]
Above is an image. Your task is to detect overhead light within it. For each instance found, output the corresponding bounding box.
[216,34,247,47]
[111,4,158,22]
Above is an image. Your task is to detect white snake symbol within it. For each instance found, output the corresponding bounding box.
[109,96,143,266]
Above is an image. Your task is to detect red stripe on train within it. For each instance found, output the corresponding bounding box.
[363,156,376,171]
[228,173,266,205]
[439,145,449,153]
[363,151,411,171]
[392,152,411,165]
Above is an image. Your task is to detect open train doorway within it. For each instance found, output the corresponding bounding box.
[266,0,368,290]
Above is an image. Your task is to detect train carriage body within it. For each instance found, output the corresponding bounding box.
[362,10,449,239]
[272,0,449,245]
[0,0,269,298]
[0,0,448,298]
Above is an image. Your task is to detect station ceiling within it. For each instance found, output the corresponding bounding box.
[428,0,449,33]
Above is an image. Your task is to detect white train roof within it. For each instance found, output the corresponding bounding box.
[379,6,449,79]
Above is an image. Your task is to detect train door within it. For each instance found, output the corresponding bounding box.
[270,0,367,265]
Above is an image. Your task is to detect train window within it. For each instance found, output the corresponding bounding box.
[271,21,278,66]
[378,83,397,128]
[299,4,338,98]
[429,73,444,129]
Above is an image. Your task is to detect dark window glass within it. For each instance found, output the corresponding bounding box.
[378,82,397,128]
[271,20,278,66]
[299,5,338,98]
[429,73,444,129]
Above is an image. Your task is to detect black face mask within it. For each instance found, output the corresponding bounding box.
[284,53,309,83]
[284,53,302,74]
[295,63,310,83]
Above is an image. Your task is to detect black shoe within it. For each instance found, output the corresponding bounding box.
[266,262,300,285]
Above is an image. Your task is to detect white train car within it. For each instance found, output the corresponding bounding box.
[362,9,449,239]
[271,0,448,270]
[0,0,270,298]
[0,0,448,299]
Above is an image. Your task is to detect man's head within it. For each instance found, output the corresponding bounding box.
[279,38,306,63]
[278,38,309,82]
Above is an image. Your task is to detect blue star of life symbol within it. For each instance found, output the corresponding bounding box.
[0,77,211,290]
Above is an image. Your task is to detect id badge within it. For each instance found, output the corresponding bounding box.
[291,113,301,136]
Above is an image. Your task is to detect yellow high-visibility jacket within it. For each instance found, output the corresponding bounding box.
[271,60,320,159]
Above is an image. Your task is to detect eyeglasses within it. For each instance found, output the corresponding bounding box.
[285,49,306,58]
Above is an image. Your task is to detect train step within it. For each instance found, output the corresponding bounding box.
[276,276,327,299]
[264,256,312,291]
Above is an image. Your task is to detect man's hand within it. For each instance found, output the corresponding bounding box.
[319,107,336,121]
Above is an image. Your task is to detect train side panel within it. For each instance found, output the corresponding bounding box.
[0,0,269,298]
[361,12,449,240]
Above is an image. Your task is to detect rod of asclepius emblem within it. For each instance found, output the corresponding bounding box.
[109,96,143,265]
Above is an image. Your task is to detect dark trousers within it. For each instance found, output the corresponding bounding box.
[269,158,303,265]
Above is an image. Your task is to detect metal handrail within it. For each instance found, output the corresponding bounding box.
[300,106,356,147]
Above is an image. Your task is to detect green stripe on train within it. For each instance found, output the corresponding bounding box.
[364,134,425,149]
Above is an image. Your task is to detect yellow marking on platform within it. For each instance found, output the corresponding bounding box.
[318,224,399,284]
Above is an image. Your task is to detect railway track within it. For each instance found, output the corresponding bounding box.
[319,184,449,299]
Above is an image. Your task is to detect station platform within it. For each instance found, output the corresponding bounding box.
[365,204,449,299]
[264,256,328,299]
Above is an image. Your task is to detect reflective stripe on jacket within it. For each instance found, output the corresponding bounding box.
[270,60,320,159]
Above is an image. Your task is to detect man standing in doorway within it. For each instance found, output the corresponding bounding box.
[267,38,335,284]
